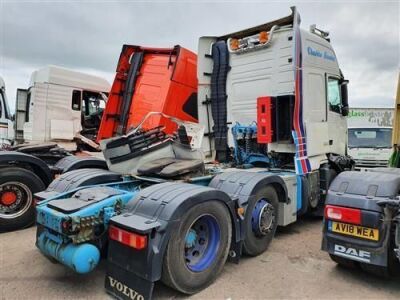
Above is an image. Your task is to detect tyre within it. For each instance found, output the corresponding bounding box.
[329,254,357,269]
[0,167,46,232]
[243,185,279,256]
[161,200,232,294]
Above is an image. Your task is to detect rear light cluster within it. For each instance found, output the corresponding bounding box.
[109,225,147,250]
[324,205,361,225]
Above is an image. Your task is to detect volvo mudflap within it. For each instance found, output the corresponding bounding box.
[104,182,237,300]
[322,170,400,275]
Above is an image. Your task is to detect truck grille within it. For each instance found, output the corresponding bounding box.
[354,159,388,169]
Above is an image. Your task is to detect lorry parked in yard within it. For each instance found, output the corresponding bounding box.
[322,75,400,276]
[35,7,353,300]
[14,66,110,149]
[347,107,393,169]
[0,46,198,233]
[0,67,111,232]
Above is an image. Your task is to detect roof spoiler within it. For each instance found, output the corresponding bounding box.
[217,6,296,41]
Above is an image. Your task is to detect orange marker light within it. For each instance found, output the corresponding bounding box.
[230,38,239,50]
[259,31,269,44]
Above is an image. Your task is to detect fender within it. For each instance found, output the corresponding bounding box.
[108,182,238,284]
[0,151,52,186]
[208,171,288,253]
[54,155,108,173]
[209,171,289,207]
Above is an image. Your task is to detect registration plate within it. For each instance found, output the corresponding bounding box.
[329,221,379,241]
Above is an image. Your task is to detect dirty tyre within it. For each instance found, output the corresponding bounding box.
[162,200,232,294]
[329,254,357,269]
[0,167,45,232]
[243,185,279,256]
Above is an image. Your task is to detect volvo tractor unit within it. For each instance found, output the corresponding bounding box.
[35,7,352,300]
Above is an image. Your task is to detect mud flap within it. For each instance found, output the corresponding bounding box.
[105,262,153,300]
[323,238,388,266]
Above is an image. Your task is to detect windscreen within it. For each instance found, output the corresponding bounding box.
[348,128,392,148]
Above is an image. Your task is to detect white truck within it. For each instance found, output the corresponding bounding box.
[347,107,393,168]
[35,7,354,300]
[0,66,111,232]
[13,65,110,149]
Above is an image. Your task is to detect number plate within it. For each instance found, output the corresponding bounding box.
[329,221,379,241]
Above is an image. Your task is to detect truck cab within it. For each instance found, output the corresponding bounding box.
[347,108,394,169]
[15,66,110,149]
[0,76,14,147]
[348,126,392,168]
[197,7,351,215]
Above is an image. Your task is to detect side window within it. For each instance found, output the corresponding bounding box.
[327,77,342,114]
[25,92,31,122]
[82,91,104,116]
[72,90,82,111]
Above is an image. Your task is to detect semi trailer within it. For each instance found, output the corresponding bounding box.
[35,7,353,299]
[0,46,197,232]
[322,75,400,276]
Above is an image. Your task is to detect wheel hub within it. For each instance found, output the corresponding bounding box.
[251,199,275,236]
[185,229,197,248]
[1,191,17,206]
[184,215,221,272]
[0,182,32,219]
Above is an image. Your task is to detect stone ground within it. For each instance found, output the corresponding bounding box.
[1,217,399,299]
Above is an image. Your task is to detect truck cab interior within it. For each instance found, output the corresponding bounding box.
[71,89,107,142]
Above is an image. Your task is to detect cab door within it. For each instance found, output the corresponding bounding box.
[326,75,347,155]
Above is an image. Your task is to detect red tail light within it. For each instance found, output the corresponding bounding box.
[109,225,147,250]
[325,205,361,225]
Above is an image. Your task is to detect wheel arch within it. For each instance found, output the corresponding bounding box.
[110,182,238,283]
[209,171,289,206]
[54,155,108,174]
[0,151,52,186]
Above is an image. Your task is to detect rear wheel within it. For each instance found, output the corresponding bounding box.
[162,200,232,294]
[243,185,279,256]
[329,254,357,269]
[0,167,45,232]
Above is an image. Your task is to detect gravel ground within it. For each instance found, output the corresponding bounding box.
[1,217,399,299]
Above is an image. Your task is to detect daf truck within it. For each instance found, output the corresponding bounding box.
[322,75,400,276]
[34,7,353,299]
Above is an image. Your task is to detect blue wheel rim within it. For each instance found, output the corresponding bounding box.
[251,198,274,236]
[184,215,221,272]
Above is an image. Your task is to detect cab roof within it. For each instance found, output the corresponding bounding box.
[29,65,110,92]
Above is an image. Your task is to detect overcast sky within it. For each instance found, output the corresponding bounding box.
[0,0,399,111]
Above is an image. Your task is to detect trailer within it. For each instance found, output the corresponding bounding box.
[1,46,197,233]
[321,75,400,276]
[35,7,353,299]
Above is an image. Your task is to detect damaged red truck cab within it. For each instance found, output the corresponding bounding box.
[97,45,198,141]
